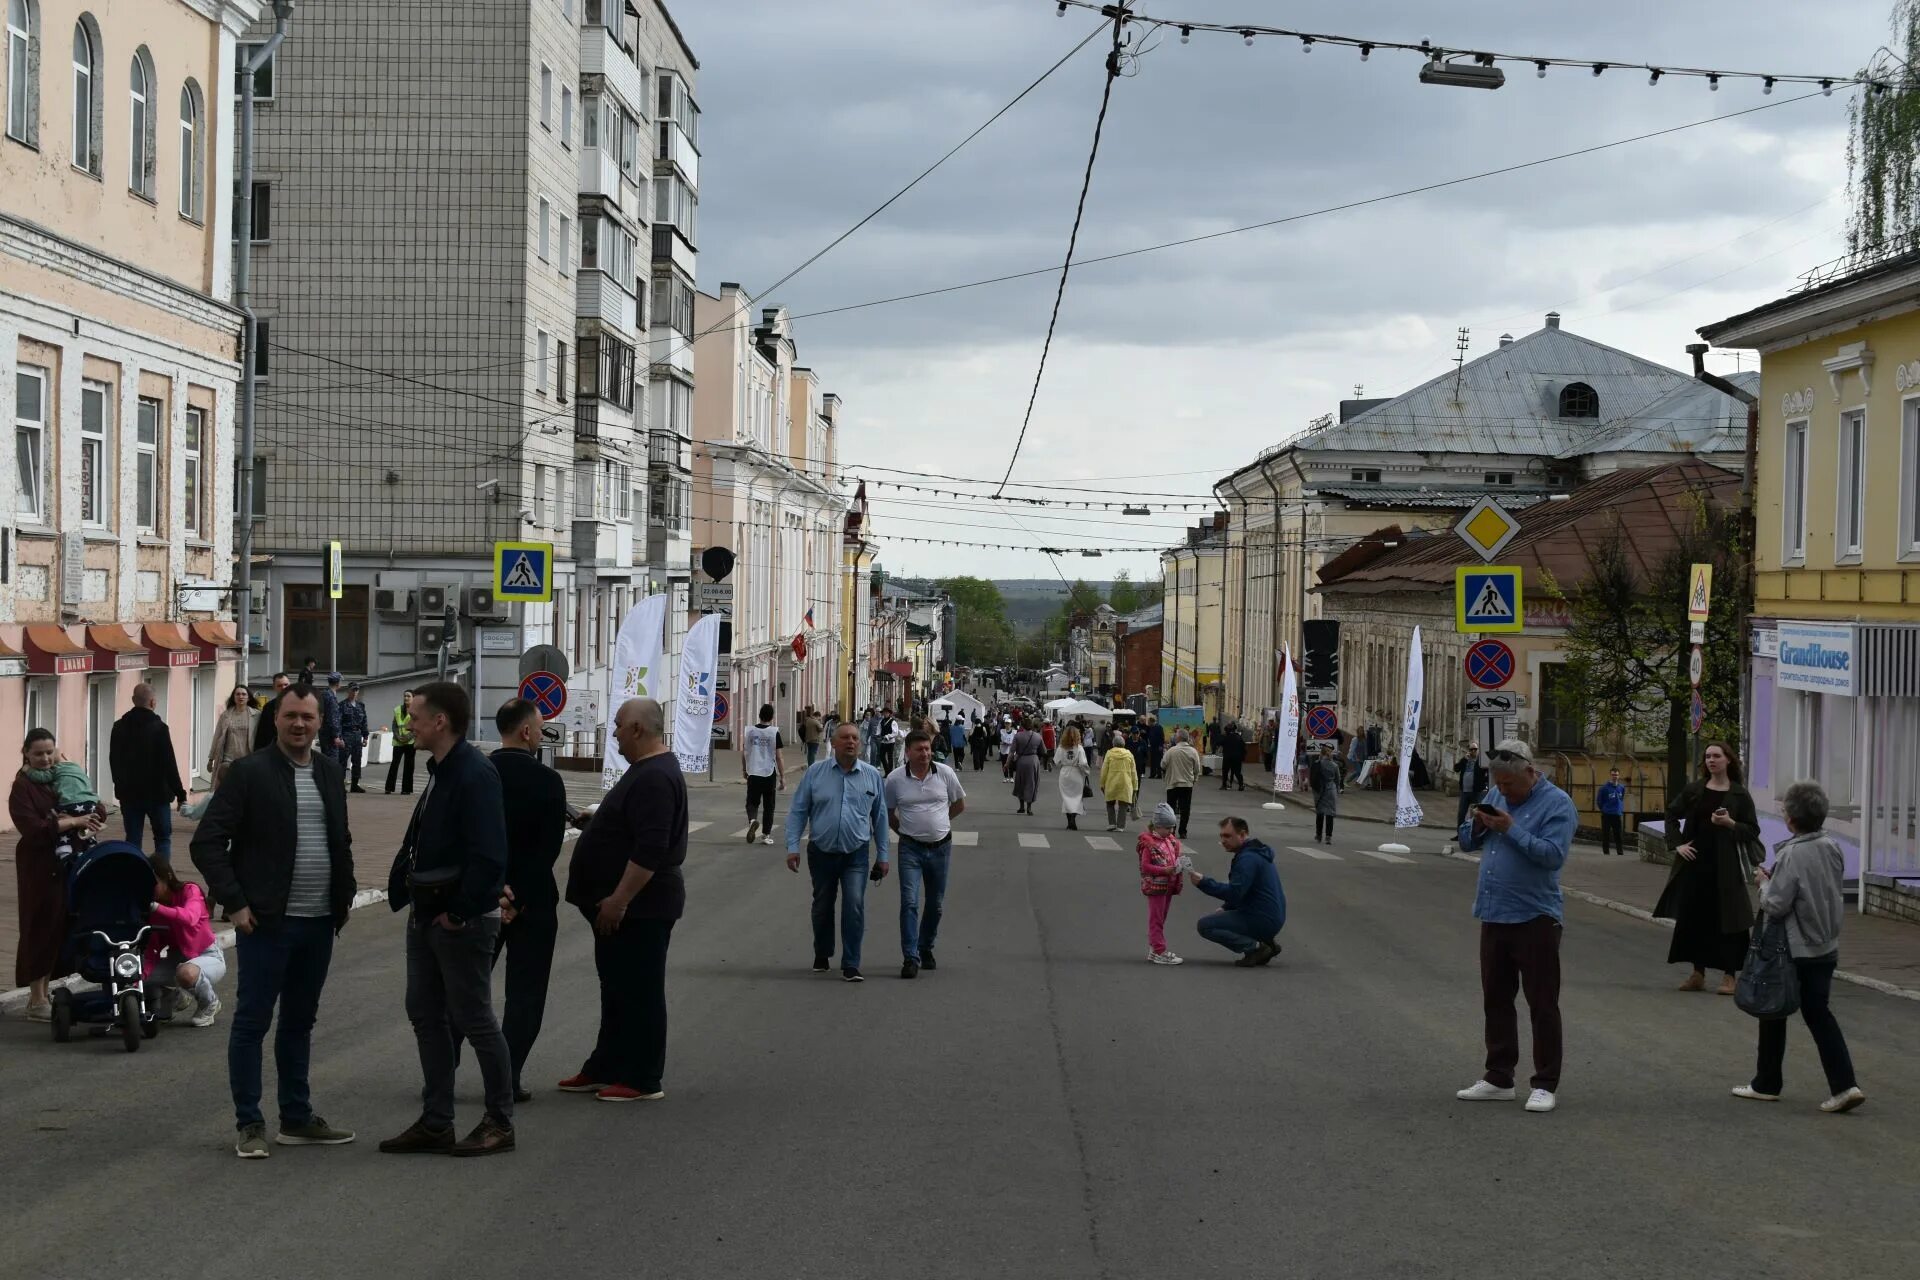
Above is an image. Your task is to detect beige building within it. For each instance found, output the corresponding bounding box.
[1159,515,1226,709]
[1,0,258,809]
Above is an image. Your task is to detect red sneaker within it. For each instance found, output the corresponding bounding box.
[596,1085,665,1103]
[556,1073,604,1093]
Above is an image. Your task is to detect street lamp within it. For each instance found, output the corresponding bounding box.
[1419,54,1506,90]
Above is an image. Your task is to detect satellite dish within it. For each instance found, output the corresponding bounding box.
[701,546,736,582]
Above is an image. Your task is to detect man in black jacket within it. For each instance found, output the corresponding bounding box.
[190,684,357,1159]
[378,681,515,1158]
[253,672,292,752]
[109,683,187,861]
[488,697,570,1103]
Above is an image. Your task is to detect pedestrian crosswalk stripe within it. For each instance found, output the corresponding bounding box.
[689,821,712,834]
[730,826,753,839]
[952,831,979,846]
[1084,835,1119,850]
[1287,844,1344,861]
[1017,833,1049,849]
[1357,848,1415,864]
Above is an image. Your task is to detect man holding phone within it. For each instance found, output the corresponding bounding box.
[1455,740,1576,1116]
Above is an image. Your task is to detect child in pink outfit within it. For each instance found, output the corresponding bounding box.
[144,857,226,1026]
[1139,804,1185,965]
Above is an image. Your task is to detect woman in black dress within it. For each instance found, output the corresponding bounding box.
[1653,741,1760,995]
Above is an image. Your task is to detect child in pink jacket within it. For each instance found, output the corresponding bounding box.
[1139,803,1186,965]
[144,857,226,1027]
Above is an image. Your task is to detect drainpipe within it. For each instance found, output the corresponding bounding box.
[1257,456,1286,707]
[233,2,295,687]
[1213,479,1242,717]
[1687,342,1760,768]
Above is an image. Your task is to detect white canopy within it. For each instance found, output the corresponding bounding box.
[929,690,986,719]
[1043,697,1078,713]
[1050,699,1113,723]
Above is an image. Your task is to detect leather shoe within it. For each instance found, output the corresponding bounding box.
[377,1120,454,1155]
[449,1117,515,1157]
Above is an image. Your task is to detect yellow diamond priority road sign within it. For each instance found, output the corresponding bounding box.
[1454,496,1522,562]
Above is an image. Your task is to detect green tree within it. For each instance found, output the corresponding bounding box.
[1551,497,1747,799]
[1109,570,1140,613]
[1847,2,1920,253]
[938,575,1015,666]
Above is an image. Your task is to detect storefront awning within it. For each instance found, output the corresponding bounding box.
[86,625,147,673]
[191,620,242,660]
[882,661,914,680]
[0,633,25,678]
[143,623,201,668]
[25,625,90,675]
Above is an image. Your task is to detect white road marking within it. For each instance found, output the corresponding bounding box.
[952,831,979,846]
[1084,835,1120,850]
[689,821,712,834]
[730,826,754,839]
[1018,833,1049,849]
[1287,844,1344,861]
[1357,848,1416,864]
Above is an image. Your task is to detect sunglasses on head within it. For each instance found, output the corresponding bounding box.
[1488,749,1528,763]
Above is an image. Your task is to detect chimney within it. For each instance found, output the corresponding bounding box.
[1544,312,1561,330]
[1498,333,1514,347]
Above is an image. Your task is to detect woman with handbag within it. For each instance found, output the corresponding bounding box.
[1731,781,1865,1113]
[1056,726,1089,831]
[1652,741,1759,995]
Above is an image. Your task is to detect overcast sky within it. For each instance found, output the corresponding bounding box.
[671,0,1880,584]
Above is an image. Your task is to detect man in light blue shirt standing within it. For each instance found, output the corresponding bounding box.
[1454,740,1576,1115]
[786,721,890,982]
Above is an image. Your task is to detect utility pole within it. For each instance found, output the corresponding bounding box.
[233,2,294,687]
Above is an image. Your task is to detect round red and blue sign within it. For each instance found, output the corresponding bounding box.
[1304,705,1338,739]
[519,670,567,720]
[1464,639,1516,691]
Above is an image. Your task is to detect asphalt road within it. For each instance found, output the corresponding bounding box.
[4,771,1918,1279]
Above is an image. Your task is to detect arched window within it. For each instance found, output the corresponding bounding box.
[1558,381,1599,419]
[5,0,37,146]
[177,78,202,218]
[69,14,98,174]
[128,45,155,197]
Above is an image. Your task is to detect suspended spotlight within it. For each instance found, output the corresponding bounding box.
[1535,61,1547,78]
[1649,68,1662,86]
[1820,79,1834,96]
[1242,30,1255,47]
[1359,44,1372,62]
[1709,73,1720,91]
[1179,25,1191,44]
[1592,62,1606,77]
[1763,76,1776,94]
[1300,37,1314,54]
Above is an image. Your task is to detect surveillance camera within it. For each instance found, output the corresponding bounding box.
[476,478,500,494]
[517,507,536,524]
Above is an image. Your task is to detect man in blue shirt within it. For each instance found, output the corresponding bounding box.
[785,721,890,982]
[1455,739,1576,1115]
[1596,767,1628,856]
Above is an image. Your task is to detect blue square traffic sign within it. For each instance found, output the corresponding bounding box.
[494,540,554,602]
[1455,566,1522,633]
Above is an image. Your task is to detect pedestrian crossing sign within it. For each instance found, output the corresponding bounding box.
[493,541,553,603]
[1455,566,1522,633]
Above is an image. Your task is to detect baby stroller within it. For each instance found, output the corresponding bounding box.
[48,841,164,1052]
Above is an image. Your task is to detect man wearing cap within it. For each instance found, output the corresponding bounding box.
[1455,739,1577,1116]
[340,684,370,794]
[321,673,346,769]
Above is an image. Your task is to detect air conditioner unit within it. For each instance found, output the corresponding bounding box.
[418,584,449,616]
[418,621,448,653]
[463,586,507,621]
[374,587,413,615]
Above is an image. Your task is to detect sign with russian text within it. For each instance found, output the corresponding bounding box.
[1775,621,1856,697]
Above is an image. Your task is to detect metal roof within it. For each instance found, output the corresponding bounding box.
[1294,325,1706,456]
[1311,484,1554,511]
[1557,370,1755,459]
[1120,603,1163,630]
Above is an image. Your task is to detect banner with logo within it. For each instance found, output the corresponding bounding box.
[602,592,667,789]
[672,612,723,777]
[1273,648,1300,794]
[1394,626,1424,829]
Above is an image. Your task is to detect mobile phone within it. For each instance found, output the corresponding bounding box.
[565,803,584,822]
[1474,803,1501,816]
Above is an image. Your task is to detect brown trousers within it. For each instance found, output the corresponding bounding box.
[1479,916,1562,1092]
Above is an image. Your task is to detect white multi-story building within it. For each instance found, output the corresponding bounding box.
[691,287,845,740]
[238,0,694,745]
[1,0,257,810]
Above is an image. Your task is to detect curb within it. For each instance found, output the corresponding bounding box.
[1439,849,1920,1003]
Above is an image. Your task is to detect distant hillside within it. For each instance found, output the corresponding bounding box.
[998,580,1074,632]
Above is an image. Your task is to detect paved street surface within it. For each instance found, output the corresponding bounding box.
[5,766,1919,1279]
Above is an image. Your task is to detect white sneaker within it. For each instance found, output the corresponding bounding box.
[761,834,774,845]
[745,820,759,844]
[1455,1080,1515,1102]
[191,997,222,1028]
[1525,1088,1557,1113]
[1820,1086,1867,1114]
[1731,1085,1779,1102]
[23,1001,52,1023]
[1150,950,1184,965]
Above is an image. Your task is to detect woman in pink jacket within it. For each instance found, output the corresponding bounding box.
[1139,803,1186,966]
[144,857,226,1027]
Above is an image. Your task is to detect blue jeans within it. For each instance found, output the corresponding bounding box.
[897,836,951,962]
[228,915,335,1130]
[807,845,870,972]
[805,742,819,766]
[123,801,174,861]
[1197,909,1281,956]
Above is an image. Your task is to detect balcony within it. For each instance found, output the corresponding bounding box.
[657,122,699,188]
[573,396,634,446]
[573,515,634,570]
[648,324,694,378]
[579,26,646,118]
[651,225,696,278]
[576,269,637,334]
[647,432,689,468]
[579,145,620,200]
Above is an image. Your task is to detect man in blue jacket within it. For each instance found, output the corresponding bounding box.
[1595,766,1628,856]
[1188,816,1286,966]
[378,682,515,1157]
[1455,739,1576,1115]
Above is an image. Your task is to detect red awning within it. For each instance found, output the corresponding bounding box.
[881,660,914,680]
[191,620,241,660]
[24,625,90,675]
[87,625,147,673]
[144,623,201,668]
[0,632,24,677]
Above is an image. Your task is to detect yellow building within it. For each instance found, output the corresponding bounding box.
[1159,516,1226,711]
[1702,254,1920,897]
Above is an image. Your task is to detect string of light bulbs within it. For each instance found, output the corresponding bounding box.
[1047,0,1885,95]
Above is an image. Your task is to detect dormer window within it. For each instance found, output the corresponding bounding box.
[1350,468,1381,483]
[1558,381,1599,419]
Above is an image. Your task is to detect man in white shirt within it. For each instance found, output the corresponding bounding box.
[884,729,966,981]
[742,704,785,845]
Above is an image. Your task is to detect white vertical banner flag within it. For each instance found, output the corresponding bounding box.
[671,612,723,777]
[602,593,668,790]
[1394,626,1425,829]
[1274,647,1300,794]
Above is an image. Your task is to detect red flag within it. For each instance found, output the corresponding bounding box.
[791,632,808,661]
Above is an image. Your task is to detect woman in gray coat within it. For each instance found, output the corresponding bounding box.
[1310,743,1342,845]
[1730,781,1865,1113]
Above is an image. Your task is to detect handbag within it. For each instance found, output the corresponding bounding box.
[1734,911,1800,1020]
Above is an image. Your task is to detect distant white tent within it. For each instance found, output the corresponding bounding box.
[930,690,987,720]
[1050,698,1113,723]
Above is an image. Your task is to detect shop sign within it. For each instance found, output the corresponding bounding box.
[1775,621,1856,696]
